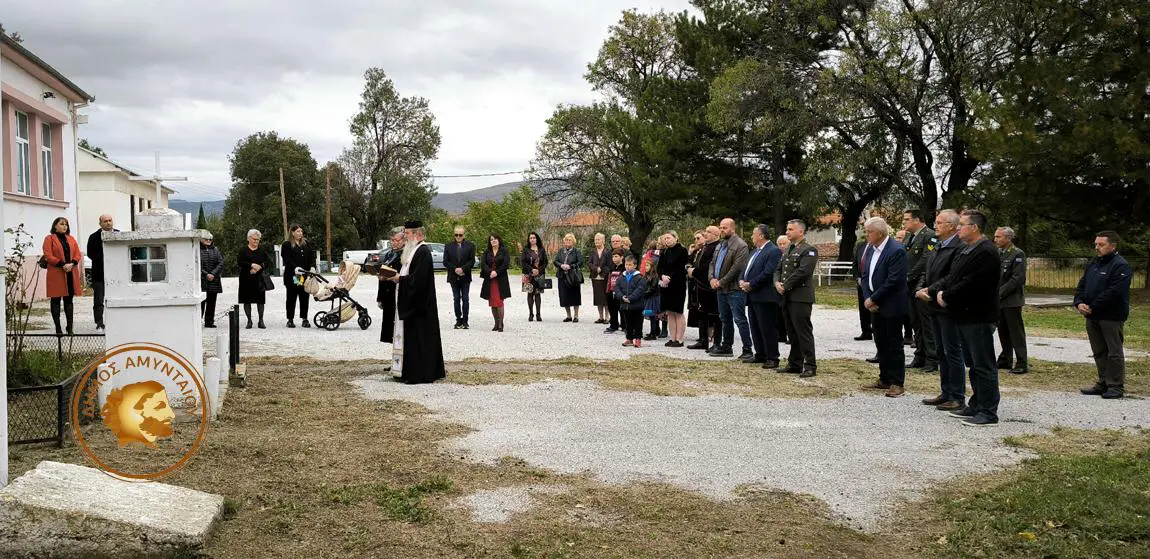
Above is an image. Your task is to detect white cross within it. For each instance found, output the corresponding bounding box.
[128,151,187,208]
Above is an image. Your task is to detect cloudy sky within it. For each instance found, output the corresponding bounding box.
[6,1,693,201]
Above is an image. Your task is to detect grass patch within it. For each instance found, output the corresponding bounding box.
[921,428,1150,558]
[1026,304,1150,351]
[7,348,95,387]
[328,476,454,523]
[815,285,859,310]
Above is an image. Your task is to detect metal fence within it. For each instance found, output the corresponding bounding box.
[7,334,105,446]
[815,256,1148,290]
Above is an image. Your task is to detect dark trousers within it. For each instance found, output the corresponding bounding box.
[782,301,816,371]
[607,293,620,329]
[904,315,913,340]
[776,309,788,343]
[1086,319,1125,388]
[92,281,105,327]
[996,306,1028,368]
[855,283,872,335]
[931,312,966,404]
[873,313,907,386]
[201,292,218,325]
[748,301,779,361]
[623,309,644,340]
[285,284,310,320]
[957,322,1000,421]
[451,280,470,322]
[911,298,937,364]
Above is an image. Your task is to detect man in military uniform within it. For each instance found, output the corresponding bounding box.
[775,219,818,377]
[994,226,1028,374]
[903,209,938,372]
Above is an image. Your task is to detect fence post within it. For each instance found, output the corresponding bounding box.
[56,335,63,363]
[229,305,240,373]
[56,386,66,448]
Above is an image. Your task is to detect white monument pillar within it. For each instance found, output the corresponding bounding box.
[101,208,207,405]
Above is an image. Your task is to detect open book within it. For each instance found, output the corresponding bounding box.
[377,265,398,279]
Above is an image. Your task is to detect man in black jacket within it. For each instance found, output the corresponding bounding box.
[851,237,873,341]
[86,214,116,330]
[917,210,965,411]
[932,210,1001,427]
[1075,230,1133,399]
[443,226,476,329]
[687,226,720,349]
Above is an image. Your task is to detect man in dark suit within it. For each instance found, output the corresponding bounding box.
[852,237,873,341]
[443,226,476,329]
[917,210,966,411]
[86,214,117,330]
[739,224,783,368]
[933,210,1001,426]
[860,217,910,397]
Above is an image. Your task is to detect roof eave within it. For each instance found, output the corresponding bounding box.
[0,34,95,103]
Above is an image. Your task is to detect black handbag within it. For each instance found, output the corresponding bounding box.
[37,255,48,269]
[261,271,275,291]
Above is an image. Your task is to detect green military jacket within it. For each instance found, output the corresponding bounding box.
[905,225,937,292]
[998,245,1027,308]
[774,240,818,304]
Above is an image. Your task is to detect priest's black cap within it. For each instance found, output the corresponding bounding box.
[404,220,424,229]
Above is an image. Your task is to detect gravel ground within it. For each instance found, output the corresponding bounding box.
[52,277,1126,364]
[356,376,1150,531]
[455,485,570,523]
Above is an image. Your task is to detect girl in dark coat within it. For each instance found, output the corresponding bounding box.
[237,229,269,329]
[659,232,689,346]
[554,233,583,322]
[480,234,511,332]
[520,232,548,322]
[281,224,317,328]
[200,237,224,327]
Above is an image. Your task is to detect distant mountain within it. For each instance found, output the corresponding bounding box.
[170,199,225,218]
[433,180,572,219]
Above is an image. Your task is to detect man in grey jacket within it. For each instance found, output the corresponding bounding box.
[775,219,819,377]
[708,218,751,358]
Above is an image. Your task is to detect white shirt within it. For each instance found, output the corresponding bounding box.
[744,242,766,277]
[867,237,890,292]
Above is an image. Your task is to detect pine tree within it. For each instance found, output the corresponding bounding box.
[196,204,208,229]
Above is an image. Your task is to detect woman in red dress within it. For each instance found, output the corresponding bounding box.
[479,234,511,331]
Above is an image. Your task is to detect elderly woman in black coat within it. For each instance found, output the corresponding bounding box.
[200,237,224,328]
[554,233,584,322]
[480,234,511,332]
[658,231,689,346]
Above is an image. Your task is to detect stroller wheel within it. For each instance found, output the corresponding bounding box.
[313,311,327,326]
[358,313,372,330]
[324,314,340,331]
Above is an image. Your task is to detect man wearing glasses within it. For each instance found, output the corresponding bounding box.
[931,210,1002,427]
[444,226,476,329]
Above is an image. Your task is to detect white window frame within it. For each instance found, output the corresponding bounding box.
[15,111,30,195]
[40,123,53,198]
[129,245,168,283]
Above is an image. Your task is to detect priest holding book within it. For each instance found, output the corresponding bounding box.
[387,220,446,384]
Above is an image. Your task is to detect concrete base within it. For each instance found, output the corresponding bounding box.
[0,461,223,557]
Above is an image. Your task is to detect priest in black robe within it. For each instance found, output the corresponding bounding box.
[392,221,446,384]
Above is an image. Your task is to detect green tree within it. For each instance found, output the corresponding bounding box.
[347,68,442,245]
[195,204,207,229]
[78,138,107,157]
[459,185,543,248]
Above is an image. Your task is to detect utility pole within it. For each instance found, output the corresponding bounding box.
[325,165,332,271]
[278,167,288,242]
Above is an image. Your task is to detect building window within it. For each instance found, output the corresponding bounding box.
[41,123,53,198]
[129,246,167,283]
[15,111,31,195]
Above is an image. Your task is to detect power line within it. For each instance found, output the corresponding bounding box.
[431,170,525,178]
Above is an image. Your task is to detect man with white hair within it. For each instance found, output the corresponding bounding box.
[994,226,1028,374]
[860,217,910,397]
[388,220,445,384]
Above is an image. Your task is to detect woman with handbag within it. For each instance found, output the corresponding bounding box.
[42,217,83,335]
[554,233,583,322]
[237,228,270,329]
[200,237,224,328]
[281,224,317,328]
[480,234,511,331]
[519,232,548,322]
[588,233,611,324]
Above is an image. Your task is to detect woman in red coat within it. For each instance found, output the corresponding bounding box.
[43,216,84,335]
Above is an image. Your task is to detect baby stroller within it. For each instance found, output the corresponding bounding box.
[298,264,373,331]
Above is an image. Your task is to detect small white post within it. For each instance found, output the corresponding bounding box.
[205,358,221,420]
[216,327,230,379]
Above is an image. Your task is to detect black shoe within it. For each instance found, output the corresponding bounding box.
[573,317,579,323]
[799,369,816,378]
[246,320,253,329]
[780,368,801,375]
[686,342,707,350]
[66,327,74,336]
[528,315,535,322]
[257,320,266,329]
[907,359,925,369]
[1080,384,1107,396]
[865,355,880,364]
[710,347,733,356]
[643,333,658,341]
[668,341,684,348]
[665,340,677,347]
[204,323,216,328]
[461,323,469,329]
[1008,367,1028,375]
[996,362,1011,370]
[738,352,756,363]
[920,364,939,373]
[762,360,780,370]
[604,327,619,333]
[961,415,998,427]
[1102,387,1125,399]
[96,324,105,331]
[453,322,461,329]
[947,407,976,418]
[853,333,872,341]
[288,320,296,328]
[302,320,311,328]
[563,317,573,322]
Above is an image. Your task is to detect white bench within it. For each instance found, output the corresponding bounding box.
[816,261,854,286]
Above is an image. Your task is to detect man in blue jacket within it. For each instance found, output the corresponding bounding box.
[739,223,783,368]
[859,217,910,398]
[1075,230,1133,399]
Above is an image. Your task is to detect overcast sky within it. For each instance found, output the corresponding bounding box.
[6,1,693,201]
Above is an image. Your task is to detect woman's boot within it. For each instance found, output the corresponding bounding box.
[497,307,505,332]
[492,307,499,331]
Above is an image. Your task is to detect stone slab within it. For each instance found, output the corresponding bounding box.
[0,461,223,557]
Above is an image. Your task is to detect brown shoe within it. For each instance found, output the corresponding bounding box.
[885,385,905,398]
[864,380,891,390]
[935,400,963,411]
[921,395,948,406]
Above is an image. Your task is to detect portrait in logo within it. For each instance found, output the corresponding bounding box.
[70,343,210,481]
